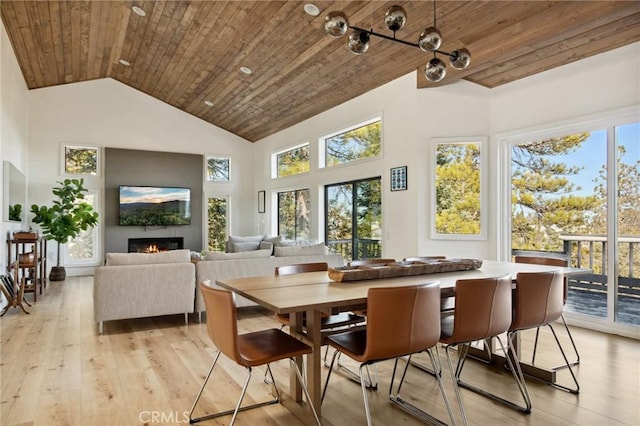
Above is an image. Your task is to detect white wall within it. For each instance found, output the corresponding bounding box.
[0,19,30,273]
[254,42,640,261]
[27,78,256,267]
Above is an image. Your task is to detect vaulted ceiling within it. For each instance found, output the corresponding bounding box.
[2,1,639,142]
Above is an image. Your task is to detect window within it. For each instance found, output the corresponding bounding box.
[206,196,228,252]
[321,118,381,168]
[273,143,309,178]
[431,137,487,240]
[277,189,310,240]
[206,156,230,182]
[64,190,99,265]
[325,177,382,261]
[63,145,99,175]
[504,113,639,328]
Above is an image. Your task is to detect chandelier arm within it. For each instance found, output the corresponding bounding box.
[350,26,453,56]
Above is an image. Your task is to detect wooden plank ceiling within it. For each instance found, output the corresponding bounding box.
[2,1,639,142]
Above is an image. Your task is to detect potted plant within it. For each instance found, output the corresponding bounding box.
[30,178,99,281]
[8,203,22,221]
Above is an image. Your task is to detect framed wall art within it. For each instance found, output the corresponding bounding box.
[258,190,266,213]
[390,166,407,191]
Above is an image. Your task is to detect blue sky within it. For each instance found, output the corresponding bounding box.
[547,123,639,196]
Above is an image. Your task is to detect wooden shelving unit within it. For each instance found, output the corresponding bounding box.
[6,233,47,305]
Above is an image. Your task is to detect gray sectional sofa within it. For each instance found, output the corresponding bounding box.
[93,240,345,332]
[93,249,196,333]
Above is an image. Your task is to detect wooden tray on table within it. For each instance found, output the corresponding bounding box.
[328,258,483,282]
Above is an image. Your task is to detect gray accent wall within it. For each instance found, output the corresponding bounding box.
[104,148,203,254]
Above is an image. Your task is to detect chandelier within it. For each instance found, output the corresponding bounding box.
[324,2,471,82]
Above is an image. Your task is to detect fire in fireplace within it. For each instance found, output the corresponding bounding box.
[128,237,184,253]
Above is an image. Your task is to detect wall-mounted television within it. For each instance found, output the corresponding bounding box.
[119,185,191,226]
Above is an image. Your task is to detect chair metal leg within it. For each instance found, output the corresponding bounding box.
[456,336,532,413]
[359,363,374,426]
[389,348,457,426]
[290,358,321,426]
[332,350,379,389]
[322,348,340,402]
[189,352,280,425]
[532,314,580,369]
[445,344,469,426]
[544,324,580,394]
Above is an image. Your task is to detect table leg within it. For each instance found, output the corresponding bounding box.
[305,309,323,416]
[289,312,304,402]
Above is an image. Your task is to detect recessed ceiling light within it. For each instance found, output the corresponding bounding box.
[240,66,252,75]
[304,3,320,16]
[204,100,214,107]
[119,59,131,66]
[132,6,146,16]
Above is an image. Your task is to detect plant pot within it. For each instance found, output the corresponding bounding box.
[50,266,66,281]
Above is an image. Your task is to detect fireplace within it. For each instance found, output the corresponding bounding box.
[128,237,184,253]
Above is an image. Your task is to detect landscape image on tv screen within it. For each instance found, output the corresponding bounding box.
[119,186,191,226]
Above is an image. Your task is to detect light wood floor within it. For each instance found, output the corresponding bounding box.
[1,276,638,426]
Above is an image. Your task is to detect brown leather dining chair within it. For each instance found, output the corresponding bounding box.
[440,275,530,425]
[322,282,456,426]
[189,281,320,425]
[509,271,580,394]
[514,255,580,368]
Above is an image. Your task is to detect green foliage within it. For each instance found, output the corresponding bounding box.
[207,197,227,251]
[511,133,600,251]
[65,147,97,175]
[30,178,99,266]
[326,121,381,166]
[278,145,310,177]
[207,157,230,181]
[435,143,481,234]
[278,189,310,240]
[8,204,22,221]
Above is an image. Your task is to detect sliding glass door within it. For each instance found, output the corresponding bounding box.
[504,111,639,331]
[325,177,382,262]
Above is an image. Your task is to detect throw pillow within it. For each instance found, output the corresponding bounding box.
[263,234,284,246]
[278,239,319,247]
[259,241,274,253]
[231,241,261,252]
[274,243,328,257]
[226,235,265,252]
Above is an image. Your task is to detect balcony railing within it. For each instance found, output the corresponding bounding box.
[327,238,382,262]
[513,234,640,325]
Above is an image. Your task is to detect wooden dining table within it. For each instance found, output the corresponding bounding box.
[215,259,588,416]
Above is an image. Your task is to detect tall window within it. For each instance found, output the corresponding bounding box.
[325,177,382,261]
[278,189,310,240]
[431,137,486,240]
[64,190,99,265]
[273,143,309,178]
[63,145,99,175]
[206,156,230,182]
[321,118,381,168]
[501,107,639,330]
[206,196,228,252]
